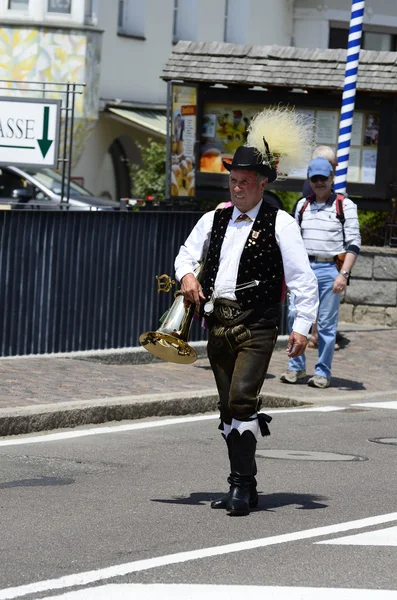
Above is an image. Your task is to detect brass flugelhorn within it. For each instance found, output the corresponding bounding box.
[139,263,203,364]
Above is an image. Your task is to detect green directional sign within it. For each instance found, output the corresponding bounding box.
[37,106,54,158]
[0,97,61,168]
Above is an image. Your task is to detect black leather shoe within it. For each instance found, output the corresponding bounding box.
[210,493,229,509]
[211,488,258,509]
[226,486,250,516]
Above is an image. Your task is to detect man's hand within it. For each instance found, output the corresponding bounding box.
[287,331,308,358]
[333,273,348,294]
[180,273,206,310]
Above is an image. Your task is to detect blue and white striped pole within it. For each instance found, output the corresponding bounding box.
[334,0,365,193]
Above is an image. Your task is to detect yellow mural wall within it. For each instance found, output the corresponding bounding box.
[0,25,102,164]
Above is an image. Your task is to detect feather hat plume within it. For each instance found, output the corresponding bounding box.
[245,106,314,180]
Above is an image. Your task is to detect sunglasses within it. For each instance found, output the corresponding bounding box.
[310,175,329,183]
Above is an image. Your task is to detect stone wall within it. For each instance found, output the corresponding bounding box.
[339,246,397,326]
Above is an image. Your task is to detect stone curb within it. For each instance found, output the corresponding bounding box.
[1,387,397,438]
[0,389,308,437]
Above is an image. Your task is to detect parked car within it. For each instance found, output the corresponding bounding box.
[0,166,119,210]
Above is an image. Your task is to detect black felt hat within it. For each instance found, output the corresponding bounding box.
[222,146,277,183]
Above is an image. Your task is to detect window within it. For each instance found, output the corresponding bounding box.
[48,0,71,13]
[364,32,397,51]
[85,0,97,24]
[118,0,145,38]
[173,0,198,43]
[224,0,248,44]
[329,27,397,51]
[8,0,29,9]
[329,27,349,50]
[0,168,28,199]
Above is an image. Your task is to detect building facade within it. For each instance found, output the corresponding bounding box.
[1,0,397,200]
[0,0,101,171]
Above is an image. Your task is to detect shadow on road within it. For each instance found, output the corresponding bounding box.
[257,492,328,510]
[330,377,366,390]
[151,491,328,510]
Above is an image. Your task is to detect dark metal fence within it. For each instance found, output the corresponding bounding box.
[0,210,288,357]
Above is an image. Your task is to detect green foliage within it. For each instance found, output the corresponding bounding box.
[276,191,301,214]
[357,209,389,246]
[130,139,166,200]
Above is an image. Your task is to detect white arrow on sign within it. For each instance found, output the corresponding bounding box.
[0,97,61,168]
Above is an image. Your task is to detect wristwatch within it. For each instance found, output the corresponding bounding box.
[340,270,350,279]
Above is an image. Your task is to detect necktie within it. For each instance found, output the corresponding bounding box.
[235,213,251,222]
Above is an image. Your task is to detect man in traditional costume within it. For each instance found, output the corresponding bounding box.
[175,107,319,516]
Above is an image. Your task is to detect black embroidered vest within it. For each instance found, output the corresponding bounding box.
[202,203,285,313]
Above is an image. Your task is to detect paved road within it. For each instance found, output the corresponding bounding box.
[0,397,396,598]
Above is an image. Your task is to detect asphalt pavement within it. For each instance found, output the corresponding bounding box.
[0,323,396,436]
[0,404,396,596]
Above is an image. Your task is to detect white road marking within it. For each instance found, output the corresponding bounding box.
[42,583,397,599]
[0,407,345,447]
[0,512,396,600]
[352,401,397,410]
[0,415,219,446]
[317,525,397,547]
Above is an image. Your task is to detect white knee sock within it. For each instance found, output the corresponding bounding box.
[223,422,231,438]
[231,413,260,440]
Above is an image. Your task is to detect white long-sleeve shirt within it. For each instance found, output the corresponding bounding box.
[175,200,318,336]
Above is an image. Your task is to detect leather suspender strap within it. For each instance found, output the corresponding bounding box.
[298,197,312,227]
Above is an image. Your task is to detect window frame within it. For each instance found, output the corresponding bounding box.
[7,0,29,10]
[44,0,83,24]
[363,30,397,52]
[3,0,30,15]
[84,0,97,25]
[117,0,146,40]
[172,0,198,44]
[172,0,178,43]
[223,0,248,45]
[47,0,72,15]
[329,23,397,52]
[223,0,228,42]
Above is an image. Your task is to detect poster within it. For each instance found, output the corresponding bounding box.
[294,109,379,184]
[361,149,378,184]
[202,114,217,138]
[351,113,364,146]
[171,84,197,197]
[363,113,379,146]
[347,148,361,183]
[199,102,263,173]
[315,111,339,145]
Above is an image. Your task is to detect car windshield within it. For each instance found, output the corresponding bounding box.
[25,168,94,198]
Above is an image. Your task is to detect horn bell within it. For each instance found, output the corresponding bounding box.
[139,293,198,364]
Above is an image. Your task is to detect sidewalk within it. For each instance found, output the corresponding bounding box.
[0,324,396,436]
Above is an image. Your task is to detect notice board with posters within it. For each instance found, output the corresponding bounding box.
[199,102,380,186]
[166,83,396,207]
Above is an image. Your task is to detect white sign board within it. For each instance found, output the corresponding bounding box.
[0,97,61,168]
